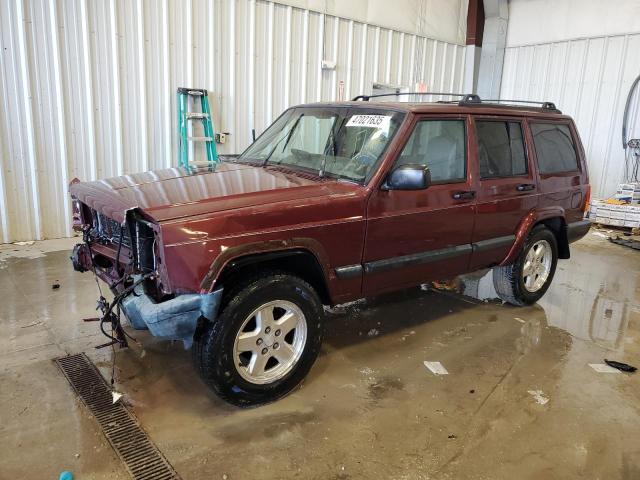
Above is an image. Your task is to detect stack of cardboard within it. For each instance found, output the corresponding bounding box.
[589,183,640,228]
[615,183,640,203]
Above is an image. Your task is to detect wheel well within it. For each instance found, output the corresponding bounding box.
[215,249,332,305]
[537,217,570,259]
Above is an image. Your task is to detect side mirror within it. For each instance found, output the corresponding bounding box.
[383,164,431,190]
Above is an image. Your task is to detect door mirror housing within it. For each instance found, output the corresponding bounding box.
[383,164,431,190]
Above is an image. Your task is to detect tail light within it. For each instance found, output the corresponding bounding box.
[584,184,591,215]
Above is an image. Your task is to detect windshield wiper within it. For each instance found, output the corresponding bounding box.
[262,115,304,167]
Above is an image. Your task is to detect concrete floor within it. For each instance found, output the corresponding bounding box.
[1,232,639,480]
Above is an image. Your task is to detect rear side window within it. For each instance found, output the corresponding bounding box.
[396,120,466,183]
[530,123,579,174]
[476,120,527,178]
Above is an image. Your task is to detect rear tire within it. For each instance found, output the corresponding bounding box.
[493,225,558,306]
[192,271,323,407]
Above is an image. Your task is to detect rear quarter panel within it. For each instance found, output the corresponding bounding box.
[530,117,589,225]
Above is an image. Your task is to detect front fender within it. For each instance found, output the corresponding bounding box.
[198,238,333,293]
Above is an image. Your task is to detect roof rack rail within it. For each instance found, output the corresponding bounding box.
[352,92,481,105]
[482,99,560,112]
[351,92,561,112]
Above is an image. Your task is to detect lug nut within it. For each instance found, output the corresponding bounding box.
[275,329,281,336]
[273,342,279,349]
[256,338,263,346]
[261,347,268,355]
[265,326,271,334]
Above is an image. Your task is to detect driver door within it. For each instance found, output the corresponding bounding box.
[362,114,476,296]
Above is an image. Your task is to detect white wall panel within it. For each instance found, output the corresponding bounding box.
[501,33,640,199]
[0,0,465,243]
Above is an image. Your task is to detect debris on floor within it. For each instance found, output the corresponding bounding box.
[604,359,637,372]
[588,363,621,373]
[112,391,124,404]
[514,317,526,323]
[400,330,416,341]
[430,280,458,291]
[527,390,549,405]
[52,281,61,290]
[367,328,379,337]
[423,361,449,375]
[59,471,73,480]
[609,236,640,251]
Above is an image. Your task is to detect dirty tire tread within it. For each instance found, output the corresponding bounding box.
[493,225,558,306]
[192,270,323,407]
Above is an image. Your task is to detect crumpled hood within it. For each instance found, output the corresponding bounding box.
[69,161,353,223]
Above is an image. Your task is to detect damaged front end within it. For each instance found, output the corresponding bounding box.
[70,199,221,348]
[121,283,221,348]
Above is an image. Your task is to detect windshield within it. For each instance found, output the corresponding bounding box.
[239,107,405,183]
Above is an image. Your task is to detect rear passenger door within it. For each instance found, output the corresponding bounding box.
[469,117,538,270]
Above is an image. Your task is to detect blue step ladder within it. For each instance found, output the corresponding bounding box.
[177,88,218,168]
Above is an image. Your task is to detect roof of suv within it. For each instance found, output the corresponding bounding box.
[301,100,572,120]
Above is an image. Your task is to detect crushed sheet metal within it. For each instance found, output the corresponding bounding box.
[423,361,449,375]
[589,363,622,374]
[55,353,180,480]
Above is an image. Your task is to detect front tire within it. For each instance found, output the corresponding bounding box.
[493,225,558,306]
[193,271,323,407]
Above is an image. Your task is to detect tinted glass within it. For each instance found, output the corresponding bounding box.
[239,107,405,183]
[476,121,527,178]
[396,120,466,183]
[530,123,579,174]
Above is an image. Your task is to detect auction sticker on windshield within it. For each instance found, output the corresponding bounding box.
[346,115,391,132]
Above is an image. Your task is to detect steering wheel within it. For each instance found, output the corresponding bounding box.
[344,152,377,177]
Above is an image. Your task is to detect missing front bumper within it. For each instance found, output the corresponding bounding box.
[121,285,223,348]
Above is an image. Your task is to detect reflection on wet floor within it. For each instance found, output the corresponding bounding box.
[1,233,639,479]
[540,238,640,352]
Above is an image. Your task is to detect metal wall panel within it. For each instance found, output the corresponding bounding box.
[0,0,465,243]
[501,33,640,199]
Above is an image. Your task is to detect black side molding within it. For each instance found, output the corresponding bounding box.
[341,235,519,278]
[567,220,591,243]
[364,244,472,274]
[472,235,516,253]
[335,264,363,279]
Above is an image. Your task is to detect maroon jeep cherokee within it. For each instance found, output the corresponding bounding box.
[70,95,591,406]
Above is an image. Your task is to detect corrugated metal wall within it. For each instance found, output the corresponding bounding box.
[501,33,640,199]
[0,0,466,243]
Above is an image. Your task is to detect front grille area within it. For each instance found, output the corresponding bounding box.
[83,204,156,273]
[93,210,132,248]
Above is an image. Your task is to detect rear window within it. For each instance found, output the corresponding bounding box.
[530,123,579,174]
[476,120,527,178]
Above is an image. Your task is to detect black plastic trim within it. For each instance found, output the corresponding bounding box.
[334,264,363,279]
[567,220,591,243]
[364,244,472,274]
[472,235,516,253]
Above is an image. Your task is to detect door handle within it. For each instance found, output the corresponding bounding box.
[516,183,536,192]
[452,190,476,200]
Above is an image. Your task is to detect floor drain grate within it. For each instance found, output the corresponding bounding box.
[55,353,180,480]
